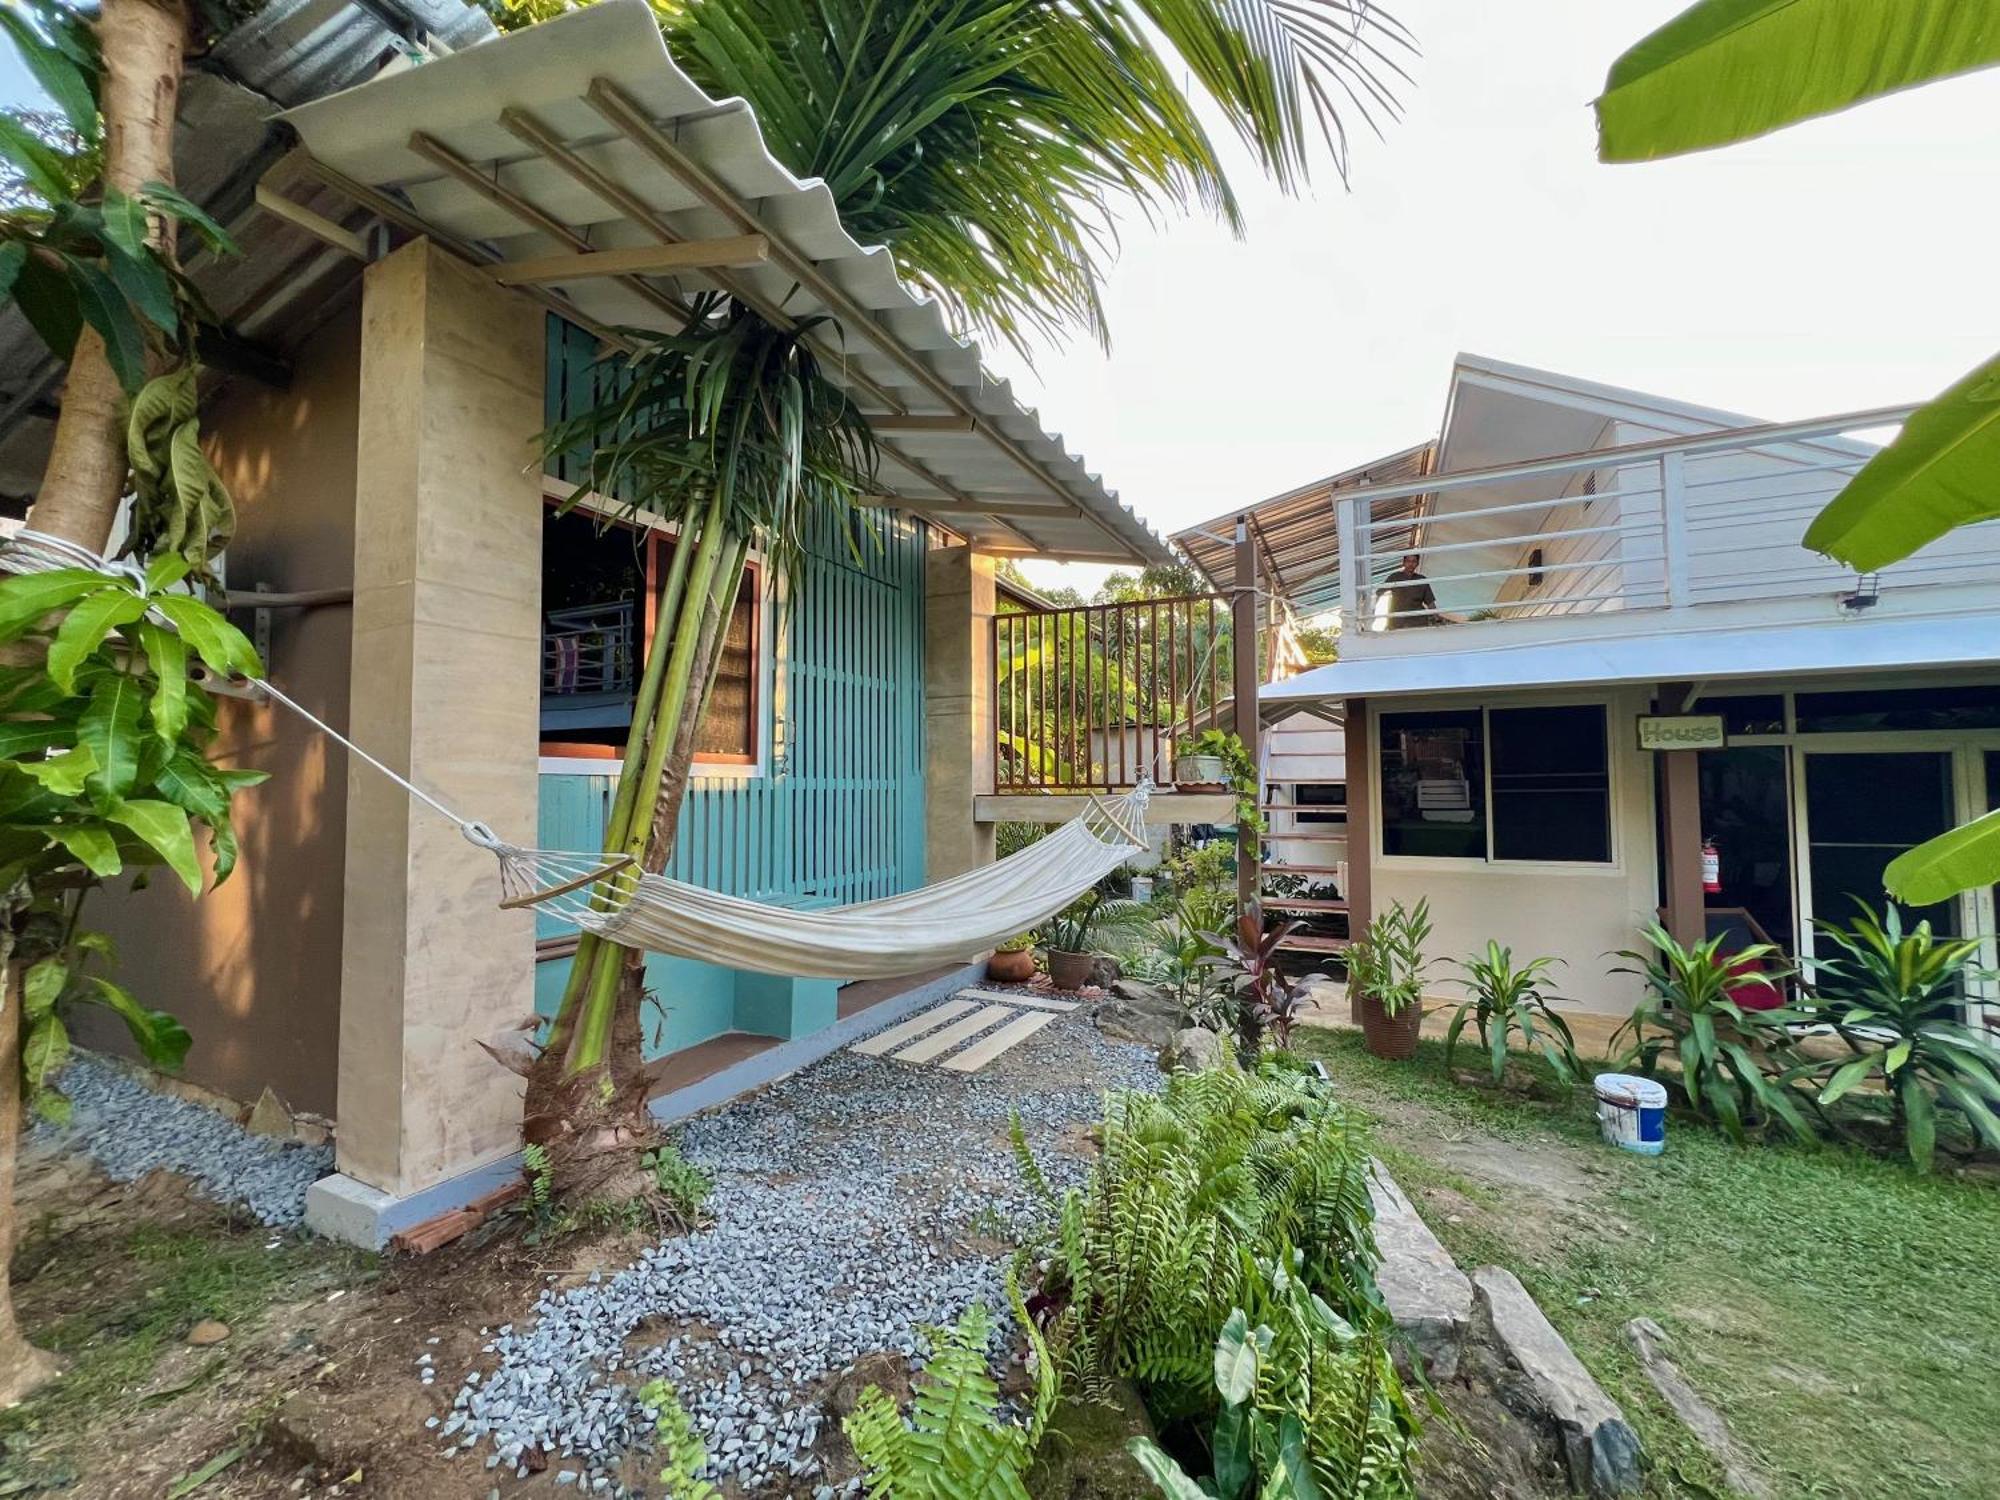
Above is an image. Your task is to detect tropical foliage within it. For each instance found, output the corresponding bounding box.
[1792,904,2000,1170]
[1202,899,1313,1050]
[1037,889,1150,957]
[1594,1,2000,904]
[1444,943,1579,1087]
[843,1304,1047,1500]
[1610,923,1813,1145]
[1016,1064,1416,1490]
[638,1377,722,1500]
[1346,899,1431,1019]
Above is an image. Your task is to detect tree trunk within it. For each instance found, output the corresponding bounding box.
[27,0,190,552]
[0,960,60,1407]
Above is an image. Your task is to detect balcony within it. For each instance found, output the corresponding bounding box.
[1330,402,2000,655]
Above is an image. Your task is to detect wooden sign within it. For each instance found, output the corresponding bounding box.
[1636,714,1726,752]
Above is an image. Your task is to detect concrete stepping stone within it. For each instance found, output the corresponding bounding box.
[1472,1266,1643,1497]
[850,1000,976,1057]
[1367,1165,1473,1379]
[957,988,1078,1013]
[941,1011,1055,1073]
[891,1005,1013,1064]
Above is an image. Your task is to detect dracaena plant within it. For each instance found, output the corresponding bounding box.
[0,557,265,1122]
[1610,922,1813,1145]
[1445,942,1580,1087]
[1791,902,2000,1172]
[1348,898,1431,1019]
[1203,898,1315,1050]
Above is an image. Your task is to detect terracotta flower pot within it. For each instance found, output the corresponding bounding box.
[1047,949,1096,993]
[987,947,1036,983]
[1360,992,1423,1061]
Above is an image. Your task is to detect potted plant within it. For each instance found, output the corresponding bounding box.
[1040,890,1148,992]
[1173,728,1235,790]
[987,931,1037,984]
[1350,898,1432,1060]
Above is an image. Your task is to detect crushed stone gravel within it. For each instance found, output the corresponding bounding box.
[440,1004,1161,1495]
[35,1052,333,1228]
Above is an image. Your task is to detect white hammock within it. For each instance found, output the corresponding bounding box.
[0,530,1150,982]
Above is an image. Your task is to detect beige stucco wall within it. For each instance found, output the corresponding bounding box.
[334,240,542,1198]
[83,306,362,1117]
[924,546,996,880]
[1369,683,1658,1016]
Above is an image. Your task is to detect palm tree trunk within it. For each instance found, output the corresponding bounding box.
[1,960,61,1406]
[28,0,190,552]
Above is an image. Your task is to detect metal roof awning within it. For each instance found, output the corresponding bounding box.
[277,0,1170,566]
[1172,442,1434,614]
[1263,611,2000,705]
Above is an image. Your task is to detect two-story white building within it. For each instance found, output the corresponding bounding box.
[1177,356,2000,1021]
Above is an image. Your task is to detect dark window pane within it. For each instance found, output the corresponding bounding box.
[1804,752,1957,936]
[1292,783,1346,826]
[1796,685,2000,734]
[1380,710,1485,858]
[1490,705,1611,862]
[1691,694,1786,736]
[540,508,646,751]
[1697,746,1794,954]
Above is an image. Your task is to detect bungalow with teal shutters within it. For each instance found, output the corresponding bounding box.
[2,0,1176,1246]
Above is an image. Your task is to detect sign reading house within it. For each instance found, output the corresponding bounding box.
[1636,714,1727,752]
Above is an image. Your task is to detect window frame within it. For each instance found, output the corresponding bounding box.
[1373,695,1620,871]
[537,483,772,779]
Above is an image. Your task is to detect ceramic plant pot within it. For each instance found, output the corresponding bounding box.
[987,947,1037,983]
[1174,754,1228,792]
[1047,948,1096,992]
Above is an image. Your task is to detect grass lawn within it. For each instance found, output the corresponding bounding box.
[1293,1026,2000,1500]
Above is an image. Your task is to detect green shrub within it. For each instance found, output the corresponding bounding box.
[1794,902,2000,1170]
[1348,899,1432,1019]
[1611,922,1812,1144]
[641,1141,713,1228]
[1444,942,1580,1086]
[996,821,1049,860]
[638,1378,720,1500]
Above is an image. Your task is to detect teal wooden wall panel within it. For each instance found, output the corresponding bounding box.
[538,318,929,1058]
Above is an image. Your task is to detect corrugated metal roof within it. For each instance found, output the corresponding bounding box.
[1173,442,1435,616]
[277,0,1170,566]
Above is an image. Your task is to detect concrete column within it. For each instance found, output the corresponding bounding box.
[1233,519,1261,906]
[1657,683,1706,947]
[924,546,996,880]
[307,240,542,1245]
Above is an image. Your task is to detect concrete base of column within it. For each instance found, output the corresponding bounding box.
[304,1152,523,1250]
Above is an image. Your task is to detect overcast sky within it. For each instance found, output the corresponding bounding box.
[5,3,1997,597]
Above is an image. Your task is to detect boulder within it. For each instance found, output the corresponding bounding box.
[1159,1027,1223,1074]
[1367,1166,1473,1380]
[1026,1380,1156,1500]
[1095,980,1180,1049]
[1472,1267,1642,1497]
[244,1085,294,1138]
[823,1350,912,1419]
[1622,1318,1772,1499]
[1090,956,1123,989]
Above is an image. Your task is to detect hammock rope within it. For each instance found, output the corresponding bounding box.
[0,529,1152,979]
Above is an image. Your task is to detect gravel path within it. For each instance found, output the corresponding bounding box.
[440,1005,1160,1495]
[37,1053,333,1228]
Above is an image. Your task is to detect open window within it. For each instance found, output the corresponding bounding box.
[539,505,762,767]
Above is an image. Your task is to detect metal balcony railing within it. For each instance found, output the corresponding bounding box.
[1325,402,2000,640]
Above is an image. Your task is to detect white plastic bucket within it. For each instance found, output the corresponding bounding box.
[1130,876,1154,902]
[1595,1072,1668,1156]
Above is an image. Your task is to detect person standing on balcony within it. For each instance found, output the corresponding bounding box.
[1379,553,1449,628]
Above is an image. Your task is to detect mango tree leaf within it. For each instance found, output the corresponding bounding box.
[88,976,191,1071]
[23,957,67,1019]
[102,236,179,337]
[78,672,145,798]
[12,251,82,362]
[138,182,239,256]
[0,110,71,202]
[144,553,191,594]
[1802,353,2000,571]
[0,567,109,641]
[103,796,201,893]
[1596,0,2000,163]
[23,1013,69,1095]
[13,742,97,796]
[63,254,149,393]
[136,620,189,743]
[1885,806,2000,906]
[47,584,149,692]
[152,595,263,680]
[49,820,122,877]
[0,5,98,140]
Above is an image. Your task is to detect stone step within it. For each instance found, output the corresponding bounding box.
[1367,1165,1473,1380]
[1472,1266,1644,1497]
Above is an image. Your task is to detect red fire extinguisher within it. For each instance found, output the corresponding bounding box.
[1701,837,1722,895]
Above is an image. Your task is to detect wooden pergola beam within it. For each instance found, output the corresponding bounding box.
[489,235,770,285]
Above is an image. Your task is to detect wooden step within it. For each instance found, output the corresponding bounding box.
[1276,933,1350,954]
[1262,862,1344,875]
[1261,897,1347,913]
[1262,833,1346,844]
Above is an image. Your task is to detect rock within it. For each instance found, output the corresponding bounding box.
[1094,981,1180,1049]
[1367,1167,1472,1380]
[1158,1027,1222,1074]
[1089,956,1122,989]
[244,1086,295,1138]
[823,1351,912,1419]
[1622,1319,1772,1499]
[187,1319,232,1346]
[1026,1380,1156,1500]
[1472,1267,1642,1497]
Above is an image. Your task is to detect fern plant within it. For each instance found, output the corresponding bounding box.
[844,1305,1041,1500]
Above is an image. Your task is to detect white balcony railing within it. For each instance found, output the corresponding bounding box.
[1325,402,2000,642]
